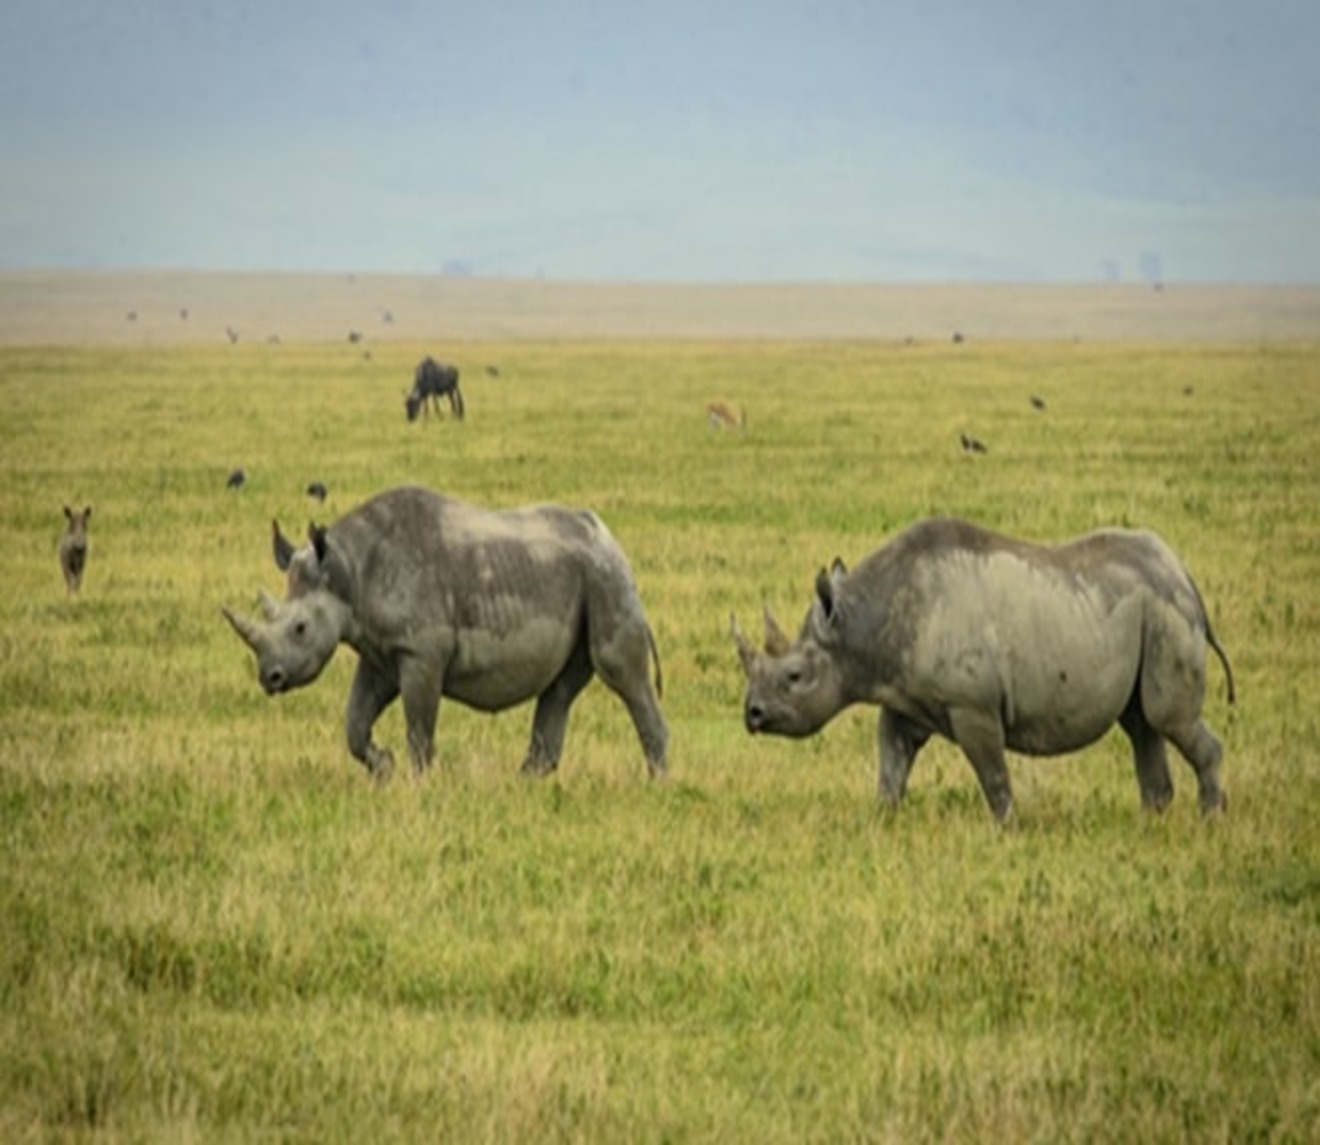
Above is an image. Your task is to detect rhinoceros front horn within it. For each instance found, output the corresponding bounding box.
[731,612,757,676]
[221,605,265,651]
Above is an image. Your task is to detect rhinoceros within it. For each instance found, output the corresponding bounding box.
[222,485,668,781]
[733,518,1235,822]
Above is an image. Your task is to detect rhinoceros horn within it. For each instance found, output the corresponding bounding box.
[762,606,791,657]
[258,588,280,621]
[731,613,758,676]
[221,604,267,652]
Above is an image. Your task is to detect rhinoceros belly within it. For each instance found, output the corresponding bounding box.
[443,616,581,711]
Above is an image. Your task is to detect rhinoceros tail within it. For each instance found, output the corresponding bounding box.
[1207,621,1236,706]
[647,623,664,700]
[1188,571,1236,705]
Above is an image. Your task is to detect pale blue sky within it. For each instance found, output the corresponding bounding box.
[2,0,1317,282]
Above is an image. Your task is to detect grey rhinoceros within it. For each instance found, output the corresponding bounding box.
[222,485,668,781]
[733,518,1235,823]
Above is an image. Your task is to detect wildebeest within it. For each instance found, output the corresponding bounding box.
[221,485,668,781]
[405,357,465,422]
[306,481,328,502]
[960,432,988,454]
[227,468,247,490]
[58,505,92,595]
[733,518,1234,823]
[1030,395,1047,411]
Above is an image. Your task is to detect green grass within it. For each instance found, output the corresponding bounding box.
[1,337,1318,1140]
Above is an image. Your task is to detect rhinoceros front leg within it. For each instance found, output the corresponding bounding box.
[399,657,445,776]
[877,708,931,808]
[948,706,1015,823]
[521,643,594,777]
[346,658,400,781]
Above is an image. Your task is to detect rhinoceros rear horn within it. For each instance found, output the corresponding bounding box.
[762,606,791,657]
[272,519,295,571]
[309,523,328,564]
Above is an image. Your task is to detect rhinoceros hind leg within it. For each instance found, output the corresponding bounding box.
[1167,719,1226,817]
[948,706,1015,823]
[591,623,668,779]
[1120,704,1175,812]
[521,642,594,778]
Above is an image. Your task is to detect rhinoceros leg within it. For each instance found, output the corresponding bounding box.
[590,621,668,779]
[877,708,931,807]
[346,658,400,781]
[1165,720,1226,816]
[948,706,1015,823]
[521,641,594,777]
[399,658,444,775]
[1119,704,1175,812]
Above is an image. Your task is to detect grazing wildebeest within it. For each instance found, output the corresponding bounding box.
[405,357,465,422]
[733,518,1235,823]
[58,505,92,595]
[960,432,988,454]
[227,468,247,490]
[221,485,668,782]
[306,481,328,502]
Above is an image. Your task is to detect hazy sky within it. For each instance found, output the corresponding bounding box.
[2,1,1317,282]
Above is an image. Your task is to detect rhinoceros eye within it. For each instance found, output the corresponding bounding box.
[786,667,803,686]
[293,621,307,638]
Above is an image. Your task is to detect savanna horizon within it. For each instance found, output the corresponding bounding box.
[1,328,1317,1139]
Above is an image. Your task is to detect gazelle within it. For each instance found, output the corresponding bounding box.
[706,401,746,431]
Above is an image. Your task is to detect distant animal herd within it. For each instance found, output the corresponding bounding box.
[59,353,1235,825]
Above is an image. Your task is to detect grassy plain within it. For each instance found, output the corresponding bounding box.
[1,333,1318,1140]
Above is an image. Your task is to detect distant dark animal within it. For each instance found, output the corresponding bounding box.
[960,433,988,454]
[226,326,240,344]
[1030,395,1047,411]
[126,311,137,322]
[485,365,500,378]
[405,357,465,422]
[227,468,247,490]
[58,505,92,595]
[306,481,328,502]
[348,331,362,344]
[382,309,394,324]
[951,331,965,344]
[221,485,667,781]
[733,518,1234,823]
[180,308,189,321]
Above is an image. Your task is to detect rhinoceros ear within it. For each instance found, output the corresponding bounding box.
[309,523,328,565]
[815,562,847,626]
[272,519,295,572]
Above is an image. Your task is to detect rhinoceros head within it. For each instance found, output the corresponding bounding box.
[221,521,348,695]
[732,560,850,738]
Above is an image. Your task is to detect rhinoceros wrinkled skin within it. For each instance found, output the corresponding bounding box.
[733,518,1235,823]
[222,485,667,781]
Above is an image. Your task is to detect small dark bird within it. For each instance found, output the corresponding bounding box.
[227,468,247,490]
[306,481,328,502]
[960,433,988,454]
[1030,395,1047,411]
